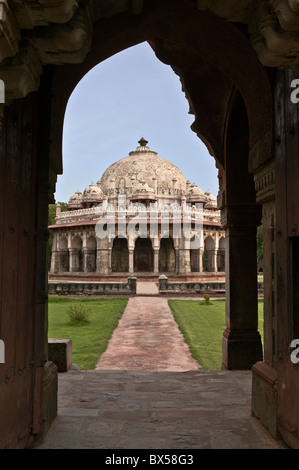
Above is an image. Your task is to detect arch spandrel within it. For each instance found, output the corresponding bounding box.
[0,0,288,193]
[47,0,274,193]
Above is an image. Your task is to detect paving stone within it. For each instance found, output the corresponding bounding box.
[36,369,287,449]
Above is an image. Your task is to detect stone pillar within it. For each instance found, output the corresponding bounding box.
[69,248,79,272]
[128,275,137,294]
[159,274,168,291]
[129,249,134,274]
[178,248,191,274]
[251,162,278,438]
[199,248,204,273]
[96,249,109,275]
[221,204,263,370]
[210,249,218,272]
[154,249,159,274]
[83,248,88,273]
[108,247,112,273]
[83,249,96,273]
[50,232,59,273]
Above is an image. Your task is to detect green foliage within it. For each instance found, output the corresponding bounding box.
[203,293,210,304]
[66,304,91,325]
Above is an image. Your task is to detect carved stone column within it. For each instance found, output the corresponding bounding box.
[50,232,59,273]
[209,249,218,273]
[129,249,134,274]
[221,204,263,369]
[96,249,109,275]
[83,248,88,273]
[68,248,79,272]
[196,248,201,273]
[154,249,159,274]
[251,161,279,438]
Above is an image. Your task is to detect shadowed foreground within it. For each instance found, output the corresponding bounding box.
[36,369,286,449]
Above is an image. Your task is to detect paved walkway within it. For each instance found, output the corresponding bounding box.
[95,295,199,372]
[136,281,159,296]
[36,282,287,449]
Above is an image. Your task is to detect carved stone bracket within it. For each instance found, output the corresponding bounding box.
[1,1,299,101]
[254,163,276,204]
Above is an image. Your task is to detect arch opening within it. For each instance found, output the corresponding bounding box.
[134,237,153,272]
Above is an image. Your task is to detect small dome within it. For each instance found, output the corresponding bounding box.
[68,190,83,209]
[205,191,217,208]
[83,183,103,203]
[186,183,205,201]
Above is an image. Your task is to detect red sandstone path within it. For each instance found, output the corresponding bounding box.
[95,285,200,372]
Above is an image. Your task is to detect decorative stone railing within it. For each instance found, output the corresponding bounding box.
[55,205,221,225]
[48,276,137,296]
[158,275,264,294]
[158,275,226,294]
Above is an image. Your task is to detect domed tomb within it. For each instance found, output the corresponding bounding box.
[99,138,186,199]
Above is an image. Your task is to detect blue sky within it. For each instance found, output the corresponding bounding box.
[55,42,219,203]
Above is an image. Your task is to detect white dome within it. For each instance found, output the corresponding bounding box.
[205,191,217,208]
[68,190,83,209]
[83,183,103,202]
[187,183,205,201]
[99,138,186,197]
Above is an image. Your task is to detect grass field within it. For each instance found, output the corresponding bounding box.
[168,298,264,370]
[48,296,128,370]
[48,296,264,371]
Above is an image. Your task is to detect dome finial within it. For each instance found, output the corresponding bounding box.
[138,137,148,147]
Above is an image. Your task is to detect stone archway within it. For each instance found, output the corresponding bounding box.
[70,236,83,272]
[134,237,153,272]
[159,237,176,273]
[59,236,69,272]
[3,0,299,450]
[111,237,129,273]
[85,236,97,273]
[203,235,217,272]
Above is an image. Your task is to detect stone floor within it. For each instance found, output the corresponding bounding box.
[37,369,286,449]
[36,283,287,449]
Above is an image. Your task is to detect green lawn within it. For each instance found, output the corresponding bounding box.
[168,299,264,370]
[48,296,264,372]
[48,296,128,370]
